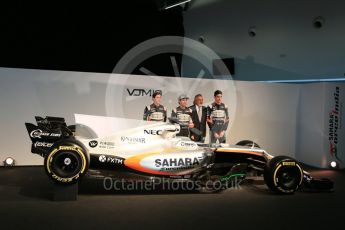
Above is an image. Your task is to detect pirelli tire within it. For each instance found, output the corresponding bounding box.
[264,156,304,194]
[44,139,89,184]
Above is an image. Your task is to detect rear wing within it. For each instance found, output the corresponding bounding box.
[25,116,73,156]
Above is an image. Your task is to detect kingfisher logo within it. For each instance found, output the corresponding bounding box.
[329,87,342,162]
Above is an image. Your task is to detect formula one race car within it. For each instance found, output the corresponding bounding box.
[25,116,334,194]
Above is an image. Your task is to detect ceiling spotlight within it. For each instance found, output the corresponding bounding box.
[330,161,338,169]
[198,36,205,43]
[248,27,257,37]
[4,157,15,167]
[313,16,325,29]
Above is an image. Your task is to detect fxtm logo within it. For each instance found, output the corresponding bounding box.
[144,130,163,135]
[89,140,98,148]
[127,89,162,97]
[99,155,124,164]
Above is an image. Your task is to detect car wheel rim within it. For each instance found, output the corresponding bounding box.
[51,151,82,178]
[276,167,301,190]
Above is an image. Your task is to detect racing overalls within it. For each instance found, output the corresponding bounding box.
[171,106,193,137]
[143,103,167,122]
[207,102,229,143]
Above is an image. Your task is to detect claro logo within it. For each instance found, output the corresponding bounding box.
[127,89,162,97]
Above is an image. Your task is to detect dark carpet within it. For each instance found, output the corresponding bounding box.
[0,166,344,230]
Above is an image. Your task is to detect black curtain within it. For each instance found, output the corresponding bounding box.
[0,1,184,75]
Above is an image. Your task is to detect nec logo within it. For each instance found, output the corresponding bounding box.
[89,140,98,148]
[127,89,162,97]
[144,130,163,135]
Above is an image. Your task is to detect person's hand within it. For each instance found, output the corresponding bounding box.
[219,131,225,138]
[207,117,213,124]
[188,123,194,128]
[147,116,151,121]
[225,118,230,123]
[214,132,219,139]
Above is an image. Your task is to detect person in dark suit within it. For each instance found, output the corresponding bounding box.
[189,94,207,142]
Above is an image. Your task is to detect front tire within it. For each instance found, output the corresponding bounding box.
[264,156,304,194]
[44,140,89,184]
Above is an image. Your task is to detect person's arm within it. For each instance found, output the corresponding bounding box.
[188,108,194,128]
[223,104,230,131]
[206,105,213,128]
[171,108,177,119]
[163,106,167,122]
[189,106,197,125]
[143,106,149,121]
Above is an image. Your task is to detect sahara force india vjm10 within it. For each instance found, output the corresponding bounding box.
[25,116,334,194]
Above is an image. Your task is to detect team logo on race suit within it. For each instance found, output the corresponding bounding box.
[150,112,164,121]
[30,129,61,139]
[211,110,225,118]
[89,140,98,148]
[177,114,190,122]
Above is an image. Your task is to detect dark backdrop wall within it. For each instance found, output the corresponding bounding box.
[0,1,185,75]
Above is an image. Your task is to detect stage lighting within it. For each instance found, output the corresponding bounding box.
[165,0,191,10]
[3,157,15,167]
[330,161,338,169]
[313,16,325,29]
[198,36,205,43]
[248,27,256,37]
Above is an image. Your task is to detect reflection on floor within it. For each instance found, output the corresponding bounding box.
[0,166,344,230]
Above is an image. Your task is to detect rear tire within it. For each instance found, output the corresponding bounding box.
[264,156,303,194]
[44,139,89,184]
